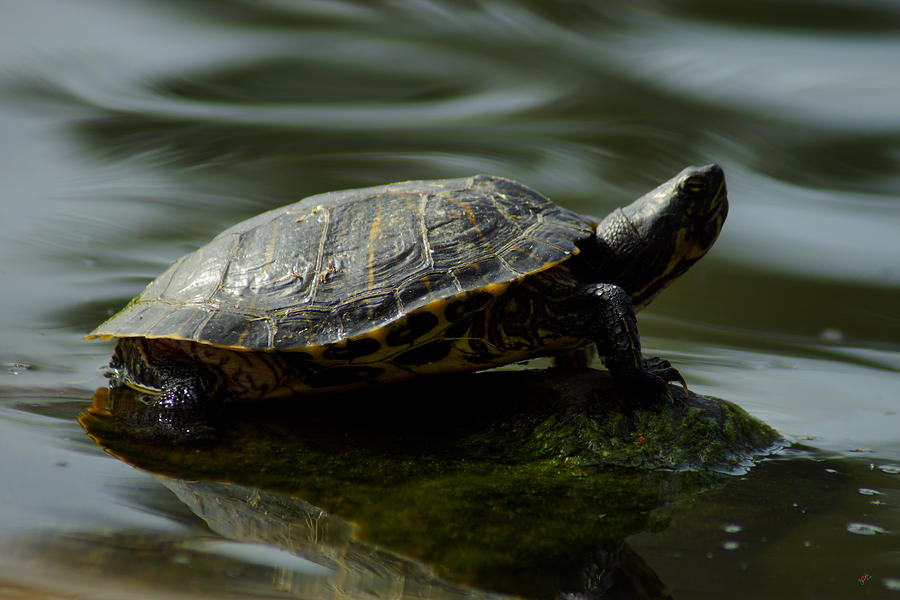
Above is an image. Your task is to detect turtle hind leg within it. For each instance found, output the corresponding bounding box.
[154,370,216,411]
[114,338,221,411]
[130,352,221,441]
[112,338,222,442]
[565,282,686,404]
[123,373,221,443]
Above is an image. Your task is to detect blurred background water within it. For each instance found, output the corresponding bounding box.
[1,0,899,598]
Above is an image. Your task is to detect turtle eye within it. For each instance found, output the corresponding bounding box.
[680,175,706,195]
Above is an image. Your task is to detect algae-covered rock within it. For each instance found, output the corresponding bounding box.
[80,368,781,598]
[522,370,779,472]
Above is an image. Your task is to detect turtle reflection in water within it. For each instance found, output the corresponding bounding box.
[87,165,728,415]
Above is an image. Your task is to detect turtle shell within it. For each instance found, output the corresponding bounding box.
[88,175,595,350]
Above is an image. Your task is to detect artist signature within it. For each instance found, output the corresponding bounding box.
[858,574,872,586]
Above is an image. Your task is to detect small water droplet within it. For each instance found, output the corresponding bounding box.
[846,522,889,536]
[884,577,900,591]
[722,541,740,551]
[819,328,843,342]
[877,464,900,475]
[722,523,743,533]
[5,362,33,375]
[824,468,839,474]
[803,540,812,548]
[858,488,883,496]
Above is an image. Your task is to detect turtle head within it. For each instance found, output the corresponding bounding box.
[591,164,728,310]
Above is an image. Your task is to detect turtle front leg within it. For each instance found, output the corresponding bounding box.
[572,283,686,403]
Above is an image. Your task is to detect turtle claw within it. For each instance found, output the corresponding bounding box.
[617,357,688,408]
[643,357,688,394]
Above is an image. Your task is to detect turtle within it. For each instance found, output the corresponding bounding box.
[87,164,727,415]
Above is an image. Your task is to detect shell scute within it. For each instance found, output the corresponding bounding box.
[196,310,251,348]
[272,313,322,349]
[336,293,400,338]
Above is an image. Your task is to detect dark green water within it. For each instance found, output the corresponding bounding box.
[1,1,899,598]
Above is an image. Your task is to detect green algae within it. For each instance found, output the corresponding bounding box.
[529,394,779,471]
